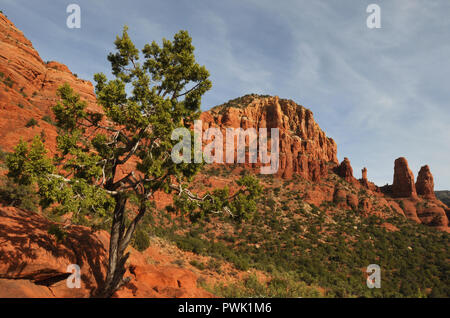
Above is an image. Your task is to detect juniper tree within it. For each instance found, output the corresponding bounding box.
[6,27,261,297]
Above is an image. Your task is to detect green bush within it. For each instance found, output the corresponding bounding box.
[3,77,14,88]
[0,178,39,212]
[42,115,54,125]
[131,229,150,252]
[25,118,39,128]
[48,224,67,243]
[189,260,206,270]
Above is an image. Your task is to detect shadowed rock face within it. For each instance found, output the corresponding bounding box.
[0,206,108,298]
[0,207,213,298]
[416,165,435,199]
[201,95,338,181]
[392,157,417,198]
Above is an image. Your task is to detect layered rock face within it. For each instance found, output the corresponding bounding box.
[0,13,100,153]
[416,165,435,199]
[392,157,417,198]
[201,95,338,181]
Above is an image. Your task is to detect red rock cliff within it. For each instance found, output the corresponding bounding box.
[200,94,338,181]
[0,13,100,154]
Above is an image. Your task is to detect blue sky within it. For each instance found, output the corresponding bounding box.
[1,0,449,189]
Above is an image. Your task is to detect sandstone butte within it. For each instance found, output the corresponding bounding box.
[0,12,449,297]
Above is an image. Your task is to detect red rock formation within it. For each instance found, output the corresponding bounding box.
[0,13,100,154]
[201,95,338,181]
[335,157,355,183]
[359,167,379,192]
[392,157,417,198]
[416,204,448,228]
[0,206,212,298]
[416,165,436,199]
[361,167,368,184]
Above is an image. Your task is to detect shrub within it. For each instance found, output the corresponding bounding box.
[47,224,67,243]
[189,260,206,270]
[131,229,150,252]
[207,258,222,272]
[42,115,54,125]
[3,77,14,88]
[25,118,39,128]
[19,87,27,98]
[0,178,39,212]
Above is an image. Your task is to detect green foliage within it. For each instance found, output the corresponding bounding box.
[41,115,54,125]
[0,177,39,212]
[131,229,150,252]
[210,273,321,298]
[25,118,38,128]
[47,224,67,243]
[174,174,262,221]
[19,87,27,98]
[189,260,206,270]
[3,76,14,88]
